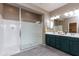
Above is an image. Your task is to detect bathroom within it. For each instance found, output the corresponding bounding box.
[0,3,79,56]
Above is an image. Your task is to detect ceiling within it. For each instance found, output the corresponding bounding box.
[32,3,67,12]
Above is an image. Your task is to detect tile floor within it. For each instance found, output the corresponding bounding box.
[13,45,71,56]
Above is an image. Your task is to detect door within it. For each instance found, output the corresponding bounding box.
[21,22,42,49]
[55,36,61,49]
[51,35,56,47]
[69,23,77,33]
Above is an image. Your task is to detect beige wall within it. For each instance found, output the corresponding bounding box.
[0,3,42,22]
[0,3,19,20]
[0,3,3,19]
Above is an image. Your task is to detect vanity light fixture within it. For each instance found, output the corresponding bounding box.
[50,15,60,20]
[74,9,79,16]
[64,12,69,16]
[64,11,74,17]
[54,17,57,19]
[74,9,79,13]
[55,15,60,19]
[51,9,79,20]
[50,17,55,20]
[68,11,74,16]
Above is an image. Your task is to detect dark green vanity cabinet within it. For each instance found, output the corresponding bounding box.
[58,36,69,53]
[45,34,51,46]
[45,34,79,56]
[55,36,61,49]
[53,36,70,53]
[69,37,79,55]
[45,34,55,47]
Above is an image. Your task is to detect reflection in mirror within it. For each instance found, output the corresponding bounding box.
[47,9,79,33]
[54,17,78,33]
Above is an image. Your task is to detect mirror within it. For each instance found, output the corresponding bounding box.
[52,15,79,33]
[47,9,79,33]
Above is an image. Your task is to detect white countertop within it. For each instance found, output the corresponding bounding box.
[45,32,79,38]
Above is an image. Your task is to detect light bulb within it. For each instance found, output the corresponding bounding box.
[50,17,55,20]
[64,12,69,16]
[68,11,74,16]
[74,9,79,16]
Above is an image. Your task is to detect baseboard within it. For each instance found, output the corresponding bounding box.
[42,43,46,46]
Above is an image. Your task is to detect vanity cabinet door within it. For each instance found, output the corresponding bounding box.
[69,38,79,56]
[55,36,61,49]
[48,35,53,47]
[45,34,51,46]
[45,34,55,47]
[60,36,70,53]
[50,35,56,47]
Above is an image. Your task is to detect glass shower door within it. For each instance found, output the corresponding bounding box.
[21,21,42,49]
